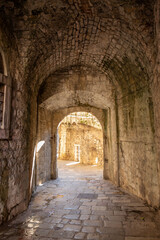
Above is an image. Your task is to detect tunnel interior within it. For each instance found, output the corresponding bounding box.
[0,0,159,225]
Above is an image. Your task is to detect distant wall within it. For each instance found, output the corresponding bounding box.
[117,88,158,206]
[58,123,103,166]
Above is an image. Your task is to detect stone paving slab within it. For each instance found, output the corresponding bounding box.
[0,160,160,240]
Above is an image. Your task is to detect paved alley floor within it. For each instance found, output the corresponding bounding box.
[0,160,160,240]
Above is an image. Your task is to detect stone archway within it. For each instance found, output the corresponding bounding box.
[57,111,104,174]
[36,67,119,187]
[35,105,118,186]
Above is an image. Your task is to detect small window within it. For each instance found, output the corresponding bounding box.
[0,83,5,128]
[0,53,4,74]
[0,50,11,139]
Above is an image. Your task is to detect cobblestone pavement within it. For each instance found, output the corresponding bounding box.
[0,160,160,240]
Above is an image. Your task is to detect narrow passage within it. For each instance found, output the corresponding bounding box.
[0,160,160,240]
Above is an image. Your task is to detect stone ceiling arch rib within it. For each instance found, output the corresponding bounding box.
[38,66,116,111]
[39,90,113,111]
[35,64,121,97]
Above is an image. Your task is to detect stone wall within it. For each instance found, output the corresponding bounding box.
[37,62,159,208]
[36,108,52,186]
[0,0,159,226]
[38,66,115,110]
[35,105,118,183]
[152,0,160,207]
[0,38,30,224]
[117,88,158,206]
[38,69,118,183]
[58,122,103,166]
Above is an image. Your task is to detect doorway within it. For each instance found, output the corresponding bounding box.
[57,112,103,174]
[36,107,113,187]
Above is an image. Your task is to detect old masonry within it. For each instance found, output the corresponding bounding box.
[0,0,160,239]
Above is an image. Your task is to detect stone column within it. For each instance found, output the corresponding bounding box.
[51,114,58,179]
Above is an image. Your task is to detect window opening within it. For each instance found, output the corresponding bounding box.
[0,53,4,74]
[0,49,11,139]
[0,83,4,128]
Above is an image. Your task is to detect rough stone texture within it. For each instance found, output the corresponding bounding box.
[37,68,118,183]
[37,105,117,184]
[0,0,160,226]
[0,19,31,224]
[58,122,103,166]
[36,108,52,186]
[152,0,160,210]
[0,160,160,239]
[118,88,157,206]
[38,67,115,110]
[0,53,3,74]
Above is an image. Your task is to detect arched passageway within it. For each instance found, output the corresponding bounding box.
[35,102,114,186]
[0,1,160,234]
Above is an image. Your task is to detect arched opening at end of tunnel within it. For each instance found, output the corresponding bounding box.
[35,105,113,191]
[56,112,104,180]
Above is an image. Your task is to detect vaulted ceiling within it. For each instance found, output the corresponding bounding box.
[0,0,155,96]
